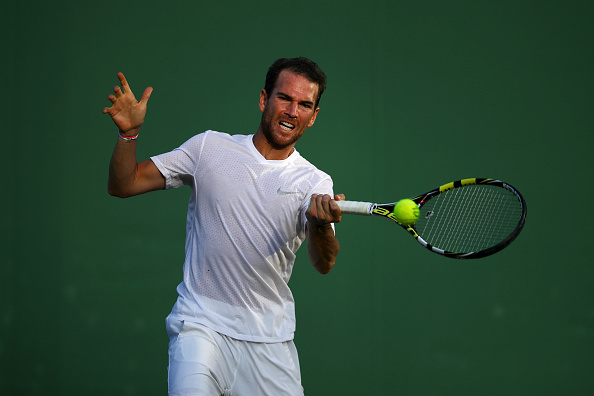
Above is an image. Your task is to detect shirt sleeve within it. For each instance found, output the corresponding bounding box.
[300,175,335,233]
[150,131,209,189]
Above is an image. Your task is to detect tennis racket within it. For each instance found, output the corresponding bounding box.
[336,178,527,259]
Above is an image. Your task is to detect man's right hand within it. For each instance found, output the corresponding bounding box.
[103,72,153,136]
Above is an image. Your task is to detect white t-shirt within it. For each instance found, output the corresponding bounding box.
[151,131,334,342]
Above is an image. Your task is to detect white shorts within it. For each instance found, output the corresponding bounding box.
[167,320,304,396]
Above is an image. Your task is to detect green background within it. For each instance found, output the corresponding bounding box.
[2,0,593,394]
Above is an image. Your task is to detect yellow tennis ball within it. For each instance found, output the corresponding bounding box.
[393,199,419,225]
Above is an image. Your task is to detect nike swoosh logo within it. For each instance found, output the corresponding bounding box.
[277,187,299,195]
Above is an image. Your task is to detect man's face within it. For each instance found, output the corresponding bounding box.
[259,70,320,150]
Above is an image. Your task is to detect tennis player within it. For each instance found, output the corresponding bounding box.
[103,57,343,395]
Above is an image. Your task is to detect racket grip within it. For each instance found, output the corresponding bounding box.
[336,200,374,216]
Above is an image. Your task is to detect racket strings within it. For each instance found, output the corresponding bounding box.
[416,185,522,253]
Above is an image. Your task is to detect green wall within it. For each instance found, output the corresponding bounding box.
[2,0,593,394]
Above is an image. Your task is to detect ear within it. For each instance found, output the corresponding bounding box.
[259,89,267,112]
[307,107,320,128]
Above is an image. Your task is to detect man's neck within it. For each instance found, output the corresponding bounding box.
[252,131,294,160]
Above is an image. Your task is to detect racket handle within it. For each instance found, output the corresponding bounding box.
[336,200,374,216]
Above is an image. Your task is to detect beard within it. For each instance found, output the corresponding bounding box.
[259,111,305,150]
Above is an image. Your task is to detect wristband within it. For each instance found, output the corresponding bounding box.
[118,130,139,141]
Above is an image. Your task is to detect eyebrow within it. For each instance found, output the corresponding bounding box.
[277,91,315,107]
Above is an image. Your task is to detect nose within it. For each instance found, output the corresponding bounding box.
[285,102,298,118]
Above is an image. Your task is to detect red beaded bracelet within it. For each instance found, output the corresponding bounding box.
[118,130,139,141]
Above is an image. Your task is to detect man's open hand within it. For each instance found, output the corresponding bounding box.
[103,72,153,136]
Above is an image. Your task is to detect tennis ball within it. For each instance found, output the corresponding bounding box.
[393,199,419,225]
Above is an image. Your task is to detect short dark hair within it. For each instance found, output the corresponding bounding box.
[264,57,327,108]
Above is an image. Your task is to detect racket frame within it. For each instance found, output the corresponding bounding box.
[337,178,527,259]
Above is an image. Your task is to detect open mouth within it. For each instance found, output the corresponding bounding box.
[279,121,295,132]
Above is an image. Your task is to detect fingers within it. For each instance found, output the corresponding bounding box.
[140,86,153,105]
[312,194,329,218]
[103,72,145,113]
[308,194,342,224]
[103,91,118,114]
[103,93,116,114]
[108,73,152,103]
[334,193,346,201]
[117,72,132,94]
[114,85,124,98]
[111,72,134,100]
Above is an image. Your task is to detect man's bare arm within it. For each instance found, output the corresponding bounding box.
[305,194,344,274]
[103,72,165,197]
